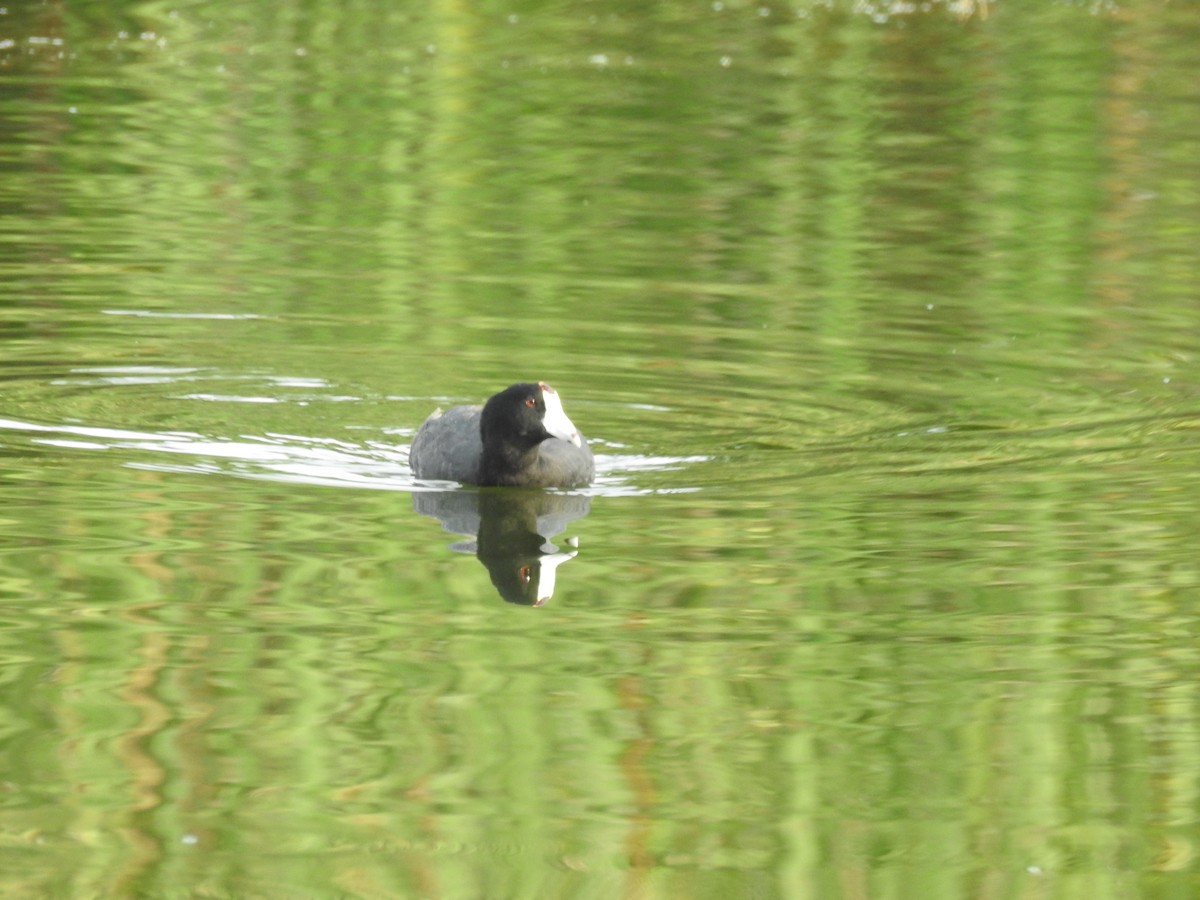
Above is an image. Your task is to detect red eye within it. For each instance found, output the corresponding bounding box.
[519,565,531,584]
[525,398,535,407]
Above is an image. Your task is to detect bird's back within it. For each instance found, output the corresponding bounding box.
[410,405,484,483]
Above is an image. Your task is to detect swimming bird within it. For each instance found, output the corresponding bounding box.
[410,382,594,487]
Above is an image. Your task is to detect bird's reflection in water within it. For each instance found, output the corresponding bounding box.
[413,489,591,606]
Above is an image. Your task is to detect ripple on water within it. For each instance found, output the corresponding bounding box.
[0,415,708,497]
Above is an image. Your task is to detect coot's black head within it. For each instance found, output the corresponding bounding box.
[478,382,588,486]
[480,382,582,453]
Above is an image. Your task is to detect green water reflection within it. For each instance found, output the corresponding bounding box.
[2,0,1200,896]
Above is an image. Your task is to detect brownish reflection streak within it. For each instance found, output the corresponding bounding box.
[617,614,656,877]
[112,628,171,897]
[619,685,656,874]
[1095,4,1150,311]
[406,775,443,899]
[109,477,178,893]
[391,634,449,898]
[175,632,218,851]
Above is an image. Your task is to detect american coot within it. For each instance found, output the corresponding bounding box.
[410,382,595,487]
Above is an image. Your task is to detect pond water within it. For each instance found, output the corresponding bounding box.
[2,0,1200,896]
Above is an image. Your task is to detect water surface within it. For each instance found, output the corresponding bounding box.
[2,0,1200,896]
